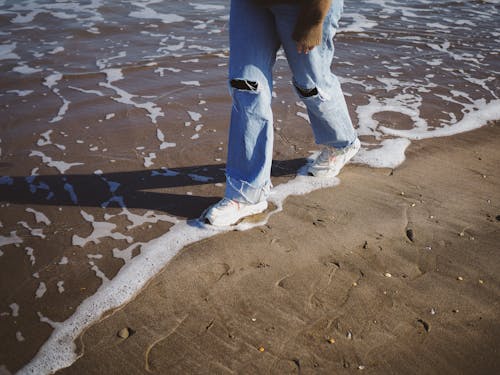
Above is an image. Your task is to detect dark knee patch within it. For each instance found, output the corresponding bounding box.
[231,79,258,91]
[295,85,318,98]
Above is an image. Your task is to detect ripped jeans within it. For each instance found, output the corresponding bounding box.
[225,0,357,204]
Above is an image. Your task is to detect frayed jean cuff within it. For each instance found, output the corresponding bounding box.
[225,175,271,204]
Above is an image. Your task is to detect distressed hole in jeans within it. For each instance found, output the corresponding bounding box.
[295,84,319,98]
[230,79,258,91]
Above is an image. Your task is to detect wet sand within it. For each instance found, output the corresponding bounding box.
[58,123,500,375]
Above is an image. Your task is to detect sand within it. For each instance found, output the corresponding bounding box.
[57,123,500,374]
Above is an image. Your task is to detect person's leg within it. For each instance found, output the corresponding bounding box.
[224,0,281,204]
[271,0,357,149]
[205,0,280,225]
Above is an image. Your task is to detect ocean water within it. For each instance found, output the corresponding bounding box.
[0,0,499,373]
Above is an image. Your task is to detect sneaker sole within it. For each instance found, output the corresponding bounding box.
[206,200,268,226]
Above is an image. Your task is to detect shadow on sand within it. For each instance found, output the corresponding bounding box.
[0,158,307,219]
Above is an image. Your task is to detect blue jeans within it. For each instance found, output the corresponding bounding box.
[225,0,357,204]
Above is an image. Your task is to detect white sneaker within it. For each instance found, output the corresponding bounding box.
[308,138,361,177]
[204,198,268,226]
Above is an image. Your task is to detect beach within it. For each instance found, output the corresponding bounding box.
[0,0,499,373]
[61,123,500,374]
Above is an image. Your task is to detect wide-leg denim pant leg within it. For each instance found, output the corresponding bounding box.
[271,0,357,149]
[225,0,280,204]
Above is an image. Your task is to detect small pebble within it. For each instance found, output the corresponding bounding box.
[117,328,130,339]
[251,318,257,322]
[478,279,484,284]
[457,276,463,281]
[384,272,392,278]
[352,282,358,286]
[452,309,459,313]
[258,346,265,352]
[346,331,353,340]
[327,338,335,344]
[459,232,465,237]
[358,365,366,370]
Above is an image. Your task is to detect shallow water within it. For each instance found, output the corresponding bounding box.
[0,0,499,373]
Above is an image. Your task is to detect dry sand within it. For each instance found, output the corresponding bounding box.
[57,123,500,374]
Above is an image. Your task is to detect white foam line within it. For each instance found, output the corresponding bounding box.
[68,86,104,97]
[12,63,43,74]
[19,221,46,239]
[112,243,143,263]
[36,130,66,151]
[43,73,63,89]
[26,247,36,265]
[29,151,83,174]
[72,210,132,247]
[49,90,70,123]
[156,128,176,149]
[10,303,20,317]
[354,138,411,169]
[35,282,47,299]
[143,153,156,168]
[340,13,377,33]
[189,3,225,11]
[7,89,35,96]
[96,51,127,70]
[26,208,51,226]
[181,81,201,86]
[99,69,164,124]
[381,99,500,140]
[187,110,201,121]
[128,1,185,24]
[0,231,23,248]
[42,73,71,123]
[0,42,20,60]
